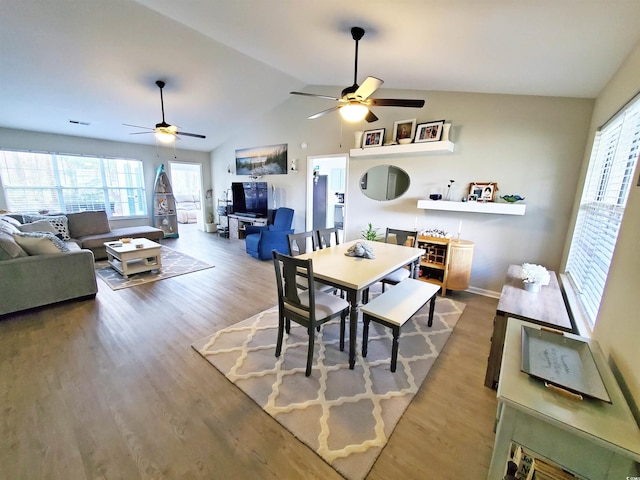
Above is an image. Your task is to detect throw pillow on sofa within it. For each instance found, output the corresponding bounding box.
[13,231,71,255]
[23,214,71,240]
[0,215,22,228]
[18,220,58,234]
[0,231,28,260]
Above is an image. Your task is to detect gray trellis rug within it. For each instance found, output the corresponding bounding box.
[95,246,213,290]
[192,288,464,480]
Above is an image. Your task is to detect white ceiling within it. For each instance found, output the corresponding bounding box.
[2,0,640,152]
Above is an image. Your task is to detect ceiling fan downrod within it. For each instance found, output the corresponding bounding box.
[351,27,364,89]
[156,80,168,127]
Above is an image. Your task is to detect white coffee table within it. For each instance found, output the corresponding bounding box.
[104,238,162,279]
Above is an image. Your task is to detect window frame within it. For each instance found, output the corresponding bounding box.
[564,93,640,331]
[0,149,148,219]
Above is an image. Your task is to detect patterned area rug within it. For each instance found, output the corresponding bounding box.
[192,288,464,480]
[95,246,213,290]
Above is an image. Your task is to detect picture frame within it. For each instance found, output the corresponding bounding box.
[469,182,498,202]
[392,119,417,143]
[235,143,288,176]
[415,120,445,143]
[362,128,385,148]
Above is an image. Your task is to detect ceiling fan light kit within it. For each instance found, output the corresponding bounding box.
[340,103,369,122]
[290,27,425,123]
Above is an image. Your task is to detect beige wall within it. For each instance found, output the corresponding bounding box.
[212,88,593,295]
[0,128,211,228]
[577,42,640,412]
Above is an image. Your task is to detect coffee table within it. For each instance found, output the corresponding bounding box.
[104,238,162,279]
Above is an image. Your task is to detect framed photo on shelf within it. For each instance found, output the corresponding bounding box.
[415,120,445,143]
[362,128,385,148]
[469,182,498,202]
[392,119,417,143]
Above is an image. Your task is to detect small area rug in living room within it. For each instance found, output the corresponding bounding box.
[192,289,465,480]
[95,246,213,290]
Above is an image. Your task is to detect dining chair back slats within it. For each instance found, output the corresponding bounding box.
[385,228,418,247]
[316,227,341,249]
[287,231,318,256]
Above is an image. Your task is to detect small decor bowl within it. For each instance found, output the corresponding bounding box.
[429,194,442,201]
[120,237,133,243]
[500,195,525,203]
[398,138,412,145]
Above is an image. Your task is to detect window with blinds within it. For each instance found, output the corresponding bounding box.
[565,94,640,327]
[0,150,148,218]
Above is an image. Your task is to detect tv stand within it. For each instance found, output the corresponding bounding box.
[228,214,268,240]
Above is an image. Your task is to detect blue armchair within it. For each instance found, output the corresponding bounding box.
[245,208,295,260]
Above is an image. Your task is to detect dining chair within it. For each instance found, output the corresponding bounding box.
[287,231,318,256]
[272,251,349,376]
[316,227,341,249]
[381,228,418,292]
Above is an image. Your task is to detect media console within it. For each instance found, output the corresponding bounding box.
[228,214,268,240]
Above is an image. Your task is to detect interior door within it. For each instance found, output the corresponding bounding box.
[312,175,328,230]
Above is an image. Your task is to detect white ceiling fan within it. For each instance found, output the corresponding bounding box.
[124,80,206,143]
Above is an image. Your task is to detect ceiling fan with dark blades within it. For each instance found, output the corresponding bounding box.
[124,80,206,142]
[290,27,425,123]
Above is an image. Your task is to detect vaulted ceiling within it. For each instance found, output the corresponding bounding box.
[2,0,640,152]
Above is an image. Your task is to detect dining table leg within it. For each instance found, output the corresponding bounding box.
[346,288,361,369]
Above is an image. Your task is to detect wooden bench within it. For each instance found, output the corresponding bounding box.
[361,279,441,372]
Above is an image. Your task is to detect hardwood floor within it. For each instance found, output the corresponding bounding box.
[0,225,498,479]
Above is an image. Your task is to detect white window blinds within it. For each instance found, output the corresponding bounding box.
[565,94,640,327]
[0,150,148,217]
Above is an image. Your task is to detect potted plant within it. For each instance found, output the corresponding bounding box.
[520,263,550,292]
[204,209,216,233]
[362,223,380,241]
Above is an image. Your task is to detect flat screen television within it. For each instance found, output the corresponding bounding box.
[231,182,268,218]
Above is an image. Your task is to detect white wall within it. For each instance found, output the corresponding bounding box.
[0,128,211,227]
[212,88,593,294]
[575,42,640,414]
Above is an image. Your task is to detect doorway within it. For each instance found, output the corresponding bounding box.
[305,154,347,236]
[169,161,204,231]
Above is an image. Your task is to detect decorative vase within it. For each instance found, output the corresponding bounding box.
[523,281,541,293]
[442,123,451,142]
[354,131,364,148]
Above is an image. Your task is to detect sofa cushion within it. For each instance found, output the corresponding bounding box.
[0,231,28,260]
[18,220,58,234]
[66,210,111,238]
[13,231,71,255]
[23,214,71,240]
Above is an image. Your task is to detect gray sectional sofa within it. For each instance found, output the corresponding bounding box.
[0,211,163,316]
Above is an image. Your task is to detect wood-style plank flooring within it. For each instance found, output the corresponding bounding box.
[0,225,499,479]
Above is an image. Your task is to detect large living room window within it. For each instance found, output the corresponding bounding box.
[564,94,640,328]
[0,150,147,218]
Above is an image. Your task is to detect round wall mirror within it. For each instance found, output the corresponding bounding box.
[359,165,410,201]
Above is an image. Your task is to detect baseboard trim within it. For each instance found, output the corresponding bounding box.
[466,286,501,299]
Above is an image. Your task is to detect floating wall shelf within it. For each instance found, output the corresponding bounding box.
[417,199,526,215]
[350,140,454,158]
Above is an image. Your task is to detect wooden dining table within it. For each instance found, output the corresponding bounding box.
[298,239,425,369]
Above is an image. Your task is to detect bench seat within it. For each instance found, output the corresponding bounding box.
[361,279,440,371]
